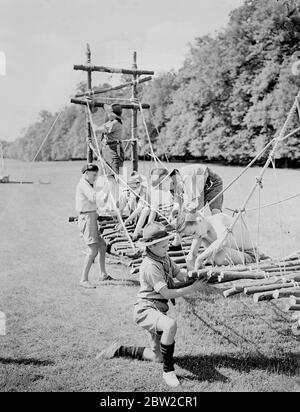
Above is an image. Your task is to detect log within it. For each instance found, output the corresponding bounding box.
[110,236,131,245]
[73,64,154,76]
[253,291,276,303]
[189,269,210,278]
[244,282,298,295]
[223,288,240,298]
[272,288,300,299]
[265,265,300,273]
[291,322,300,337]
[75,76,153,98]
[286,304,300,312]
[168,250,190,257]
[223,275,294,298]
[227,273,299,290]
[71,98,150,110]
[219,271,266,282]
[289,296,300,306]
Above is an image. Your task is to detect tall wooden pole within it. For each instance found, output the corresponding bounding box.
[132,51,138,171]
[86,44,93,163]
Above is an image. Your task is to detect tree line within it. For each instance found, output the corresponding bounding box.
[4,0,300,166]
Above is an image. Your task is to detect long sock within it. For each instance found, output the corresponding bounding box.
[114,346,145,360]
[160,342,175,373]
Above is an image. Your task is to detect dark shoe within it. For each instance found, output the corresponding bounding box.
[101,275,115,281]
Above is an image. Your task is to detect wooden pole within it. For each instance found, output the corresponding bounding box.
[73,64,154,76]
[75,76,152,98]
[132,51,138,171]
[70,98,150,110]
[86,44,93,163]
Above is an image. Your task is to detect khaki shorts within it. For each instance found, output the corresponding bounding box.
[102,143,124,176]
[78,212,101,245]
[133,299,169,353]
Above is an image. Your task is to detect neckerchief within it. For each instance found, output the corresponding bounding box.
[145,247,176,305]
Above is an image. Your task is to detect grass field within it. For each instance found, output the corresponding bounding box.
[0,159,299,392]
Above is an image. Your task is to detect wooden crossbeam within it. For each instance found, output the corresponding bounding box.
[70,98,150,110]
[73,64,154,76]
[75,76,153,98]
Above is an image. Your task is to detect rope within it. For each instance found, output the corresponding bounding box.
[137,100,159,168]
[210,91,300,263]
[256,181,262,269]
[271,158,287,278]
[227,191,300,213]
[148,107,170,162]
[20,109,64,184]
[241,213,260,264]
[202,124,300,214]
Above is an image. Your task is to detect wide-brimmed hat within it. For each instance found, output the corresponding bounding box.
[140,222,174,246]
[104,103,123,120]
[81,163,99,174]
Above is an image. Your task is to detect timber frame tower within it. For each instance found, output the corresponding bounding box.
[71,44,154,171]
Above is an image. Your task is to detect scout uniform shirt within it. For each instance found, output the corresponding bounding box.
[137,254,180,302]
[75,176,108,213]
[176,164,209,211]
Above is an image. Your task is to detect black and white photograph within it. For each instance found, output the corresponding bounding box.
[0,0,300,395]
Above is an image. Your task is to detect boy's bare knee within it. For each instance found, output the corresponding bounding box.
[88,247,98,259]
[166,319,177,334]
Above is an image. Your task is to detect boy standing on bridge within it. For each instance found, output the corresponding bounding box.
[97,222,206,388]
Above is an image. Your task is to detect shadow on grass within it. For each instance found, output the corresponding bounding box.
[98,279,140,287]
[176,353,299,382]
[0,357,54,366]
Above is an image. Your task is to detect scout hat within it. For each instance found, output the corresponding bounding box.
[81,163,99,174]
[140,222,174,247]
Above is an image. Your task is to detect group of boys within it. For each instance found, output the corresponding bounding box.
[74,104,260,387]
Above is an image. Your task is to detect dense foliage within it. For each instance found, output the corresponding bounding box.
[4,0,300,166]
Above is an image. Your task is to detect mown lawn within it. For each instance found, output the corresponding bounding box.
[0,160,299,392]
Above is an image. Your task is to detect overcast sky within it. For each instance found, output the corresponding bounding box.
[0,0,243,141]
